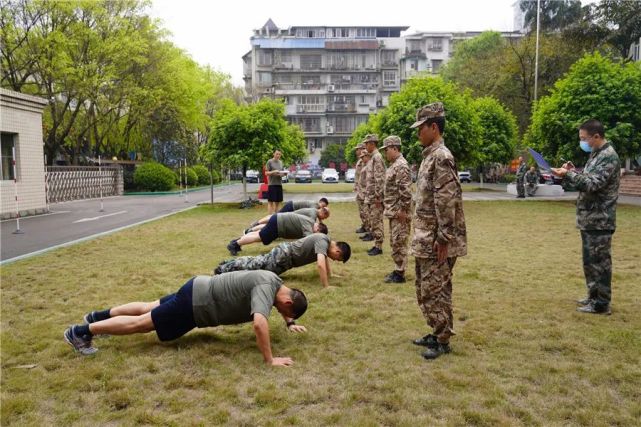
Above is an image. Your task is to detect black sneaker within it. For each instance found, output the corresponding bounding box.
[214,266,222,275]
[355,226,366,234]
[412,333,437,348]
[83,311,97,324]
[227,240,241,256]
[577,302,611,315]
[64,326,98,355]
[384,271,405,283]
[576,297,591,306]
[367,247,383,256]
[360,234,374,241]
[422,342,451,360]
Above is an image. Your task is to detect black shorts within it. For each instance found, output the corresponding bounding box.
[278,201,294,213]
[151,278,196,342]
[259,214,279,245]
[267,185,283,202]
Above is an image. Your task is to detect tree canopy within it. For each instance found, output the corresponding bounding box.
[472,97,519,165]
[525,53,641,164]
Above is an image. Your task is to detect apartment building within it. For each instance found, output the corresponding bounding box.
[243,20,521,164]
[243,20,408,163]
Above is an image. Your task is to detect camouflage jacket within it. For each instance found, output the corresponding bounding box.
[364,150,385,204]
[516,162,527,180]
[383,154,413,218]
[356,159,368,201]
[411,139,467,258]
[354,159,363,193]
[525,170,539,185]
[563,142,620,231]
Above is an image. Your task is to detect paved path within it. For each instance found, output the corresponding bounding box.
[2,182,638,263]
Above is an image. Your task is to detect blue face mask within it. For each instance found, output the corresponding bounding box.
[579,140,592,153]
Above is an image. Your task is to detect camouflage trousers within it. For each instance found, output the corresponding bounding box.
[516,177,525,197]
[526,183,537,196]
[217,243,293,275]
[356,197,368,230]
[366,201,384,248]
[389,217,410,273]
[581,230,613,308]
[415,256,457,343]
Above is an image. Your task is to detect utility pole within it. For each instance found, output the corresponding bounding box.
[534,0,541,101]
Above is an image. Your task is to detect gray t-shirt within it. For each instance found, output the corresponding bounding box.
[277,208,317,239]
[191,271,282,327]
[289,234,330,267]
[293,201,319,210]
[266,158,284,186]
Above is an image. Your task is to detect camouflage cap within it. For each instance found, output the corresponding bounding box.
[381,135,401,149]
[354,142,366,151]
[409,102,445,128]
[361,134,379,144]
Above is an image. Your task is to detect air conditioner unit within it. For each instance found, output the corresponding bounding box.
[327,84,335,92]
[327,126,334,134]
[265,87,273,93]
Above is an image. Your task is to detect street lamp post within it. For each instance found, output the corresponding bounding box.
[534,0,541,101]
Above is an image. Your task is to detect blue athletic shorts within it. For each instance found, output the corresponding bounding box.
[278,201,294,213]
[151,277,196,342]
[259,214,279,245]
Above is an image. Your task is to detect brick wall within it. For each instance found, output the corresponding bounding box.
[0,89,48,219]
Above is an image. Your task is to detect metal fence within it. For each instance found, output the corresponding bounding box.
[46,165,123,203]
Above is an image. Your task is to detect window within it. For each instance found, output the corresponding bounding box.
[300,55,322,70]
[381,50,396,65]
[356,28,375,38]
[383,71,397,86]
[315,139,323,149]
[258,72,272,85]
[428,38,443,52]
[1,133,16,181]
[431,59,443,73]
[408,40,422,53]
[257,50,272,66]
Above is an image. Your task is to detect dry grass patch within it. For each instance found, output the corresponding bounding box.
[2,201,640,425]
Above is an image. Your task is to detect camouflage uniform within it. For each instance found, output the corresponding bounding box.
[357,152,370,232]
[354,143,368,230]
[515,161,527,197]
[562,142,620,309]
[363,134,386,249]
[410,103,467,344]
[382,136,413,275]
[216,243,293,275]
[525,169,539,196]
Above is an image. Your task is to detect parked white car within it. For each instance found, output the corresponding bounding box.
[344,168,356,183]
[321,168,339,183]
[458,170,471,183]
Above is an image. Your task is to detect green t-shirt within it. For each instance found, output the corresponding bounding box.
[290,234,330,267]
[277,208,317,239]
[292,200,318,210]
[191,271,282,327]
[266,158,284,186]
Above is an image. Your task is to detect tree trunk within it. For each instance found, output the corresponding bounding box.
[242,163,248,200]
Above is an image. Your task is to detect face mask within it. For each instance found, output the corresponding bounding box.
[579,140,592,153]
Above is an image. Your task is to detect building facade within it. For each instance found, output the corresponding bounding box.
[244,20,521,164]
[0,88,48,219]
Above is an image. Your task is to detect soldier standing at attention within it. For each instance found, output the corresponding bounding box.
[353,143,368,234]
[515,156,527,198]
[381,136,413,283]
[266,150,286,214]
[363,134,386,256]
[357,150,372,242]
[552,119,620,315]
[409,102,467,360]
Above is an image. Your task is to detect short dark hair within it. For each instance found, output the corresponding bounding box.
[317,223,328,234]
[425,117,445,134]
[579,119,605,138]
[289,288,308,319]
[319,197,329,206]
[336,241,351,263]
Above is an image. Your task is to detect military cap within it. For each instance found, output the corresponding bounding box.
[381,135,401,149]
[354,142,366,151]
[361,134,379,144]
[409,102,445,128]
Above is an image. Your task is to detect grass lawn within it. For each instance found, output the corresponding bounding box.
[2,201,640,425]
[283,182,354,193]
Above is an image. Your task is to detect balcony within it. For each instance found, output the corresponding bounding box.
[296,104,325,113]
[427,45,443,52]
[326,103,357,113]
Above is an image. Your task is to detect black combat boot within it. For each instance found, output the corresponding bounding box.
[422,342,451,360]
[412,333,437,348]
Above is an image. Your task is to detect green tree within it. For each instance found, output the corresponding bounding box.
[205,98,306,197]
[376,76,482,166]
[345,117,380,164]
[519,0,583,32]
[319,143,346,169]
[472,97,519,166]
[525,53,641,164]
